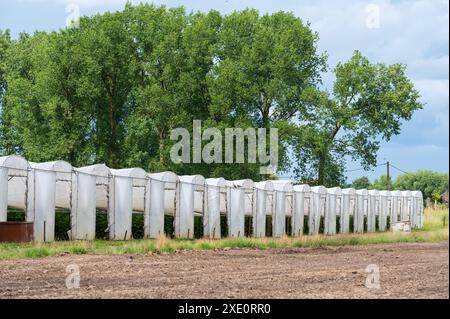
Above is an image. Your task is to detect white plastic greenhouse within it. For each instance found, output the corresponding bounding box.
[0,155,425,241]
[390,190,403,226]
[272,181,293,237]
[253,181,274,238]
[341,188,356,233]
[146,171,178,238]
[0,155,31,222]
[411,190,424,228]
[226,179,253,238]
[355,189,369,233]
[379,190,391,231]
[292,184,311,237]
[29,160,73,242]
[310,186,327,235]
[367,190,380,232]
[176,175,205,239]
[326,187,341,235]
[204,178,227,239]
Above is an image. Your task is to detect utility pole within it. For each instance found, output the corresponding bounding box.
[386,161,390,191]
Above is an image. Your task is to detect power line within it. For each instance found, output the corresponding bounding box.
[389,163,415,176]
[344,162,387,173]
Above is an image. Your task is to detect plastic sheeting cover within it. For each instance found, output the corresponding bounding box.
[253,181,274,238]
[355,189,368,233]
[310,186,327,235]
[146,172,178,238]
[293,184,311,237]
[205,178,226,239]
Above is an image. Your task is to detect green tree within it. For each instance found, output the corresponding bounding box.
[291,51,423,185]
[370,175,393,190]
[124,4,221,172]
[394,170,448,200]
[0,5,425,185]
[0,30,10,107]
[1,11,137,167]
[352,176,371,189]
[208,10,326,178]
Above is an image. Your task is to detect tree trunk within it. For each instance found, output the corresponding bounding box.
[317,154,326,186]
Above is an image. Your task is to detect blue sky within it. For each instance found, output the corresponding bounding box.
[1,0,448,182]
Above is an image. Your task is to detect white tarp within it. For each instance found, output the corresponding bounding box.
[401,190,412,222]
[272,181,293,237]
[293,184,310,237]
[109,174,132,240]
[205,178,226,239]
[109,168,147,240]
[390,190,402,227]
[411,191,423,229]
[0,167,8,221]
[341,188,356,233]
[146,171,178,238]
[379,191,391,231]
[325,187,341,235]
[310,186,327,235]
[31,167,56,242]
[368,190,380,232]
[253,181,273,238]
[0,155,31,221]
[227,179,253,238]
[70,171,96,240]
[70,164,110,240]
[355,189,368,233]
[176,175,205,239]
[0,154,428,240]
[29,161,72,242]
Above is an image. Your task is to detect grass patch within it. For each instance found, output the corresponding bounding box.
[422,208,449,231]
[0,208,447,260]
[0,229,447,261]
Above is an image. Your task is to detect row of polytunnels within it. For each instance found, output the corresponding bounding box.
[0,155,424,242]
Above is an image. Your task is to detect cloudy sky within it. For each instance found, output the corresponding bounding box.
[1,0,448,182]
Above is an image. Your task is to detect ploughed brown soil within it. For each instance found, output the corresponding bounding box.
[0,241,448,299]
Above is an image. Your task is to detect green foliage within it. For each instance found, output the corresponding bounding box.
[0,30,10,111]
[370,175,393,190]
[0,227,447,260]
[0,5,422,185]
[394,170,448,200]
[291,51,423,185]
[351,176,371,189]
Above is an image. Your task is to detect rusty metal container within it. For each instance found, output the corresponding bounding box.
[0,222,34,243]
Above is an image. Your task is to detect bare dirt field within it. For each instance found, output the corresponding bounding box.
[0,241,448,299]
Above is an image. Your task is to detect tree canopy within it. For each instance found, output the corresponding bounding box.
[350,171,448,199]
[0,4,424,183]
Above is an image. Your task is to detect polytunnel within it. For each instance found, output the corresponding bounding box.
[411,191,423,229]
[271,181,293,237]
[204,178,227,239]
[109,168,148,240]
[378,191,391,231]
[71,164,110,240]
[325,187,341,235]
[341,188,356,233]
[292,184,311,237]
[310,186,327,235]
[253,181,274,238]
[0,155,32,222]
[226,179,253,238]
[176,175,205,239]
[355,189,369,233]
[146,171,178,238]
[400,190,412,223]
[390,190,402,227]
[29,160,72,242]
[367,190,380,232]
